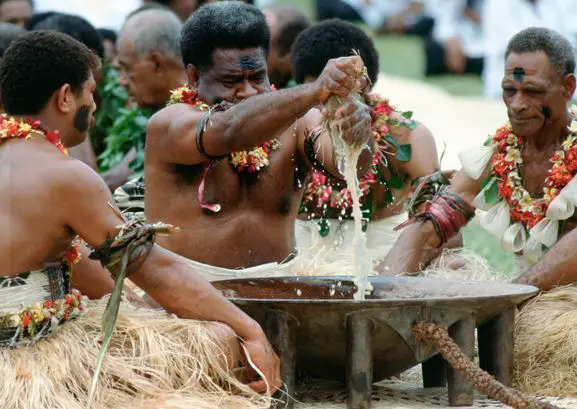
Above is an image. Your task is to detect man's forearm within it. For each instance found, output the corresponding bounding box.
[131,246,262,339]
[207,83,320,155]
[513,229,577,291]
[377,221,441,275]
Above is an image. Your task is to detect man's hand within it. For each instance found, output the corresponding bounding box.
[315,56,368,104]
[240,329,282,395]
[325,101,372,148]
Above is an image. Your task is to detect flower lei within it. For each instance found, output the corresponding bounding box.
[168,86,281,173]
[0,114,67,154]
[462,106,577,263]
[489,123,577,229]
[1,289,88,344]
[300,93,416,236]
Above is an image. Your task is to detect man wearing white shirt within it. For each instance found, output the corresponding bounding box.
[33,0,141,31]
[316,0,434,37]
[425,0,484,76]
[482,0,577,98]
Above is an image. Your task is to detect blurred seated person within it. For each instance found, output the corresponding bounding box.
[315,0,434,38]
[98,28,117,64]
[263,5,310,89]
[425,0,484,76]
[0,0,32,27]
[482,0,576,98]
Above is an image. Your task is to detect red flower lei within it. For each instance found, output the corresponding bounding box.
[168,86,281,173]
[490,123,577,229]
[302,94,409,213]
[0,114,67,154]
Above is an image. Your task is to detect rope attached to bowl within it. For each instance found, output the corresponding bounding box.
[413,322,559,409]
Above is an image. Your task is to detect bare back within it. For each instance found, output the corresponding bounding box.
[0,138,78,275]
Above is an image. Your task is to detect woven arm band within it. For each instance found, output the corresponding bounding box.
[395,187,475,247]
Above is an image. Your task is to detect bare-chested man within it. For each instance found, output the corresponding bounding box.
[291,19,446,274]
[381,27,577,291]
[145,2,374,280]
[0,30,279,408]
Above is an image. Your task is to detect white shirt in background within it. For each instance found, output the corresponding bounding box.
[339,0,425,30]
[482,0,577,98]
[33,0,142,31]
[429,0,484,58]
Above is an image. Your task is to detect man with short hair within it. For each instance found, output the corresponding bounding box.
[262,5,310,89]
[292,19,444,274]
[0,29,279,408]
[0,0,32,27]
[382,27,577,290]
[145,2,374,280]
[117,8,186,111]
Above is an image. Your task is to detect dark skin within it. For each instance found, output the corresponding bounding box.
[145,47,373,268]
[0,72,281,394]
[378,51,577,287]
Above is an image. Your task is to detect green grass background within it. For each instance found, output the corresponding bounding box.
[278,0,514,276]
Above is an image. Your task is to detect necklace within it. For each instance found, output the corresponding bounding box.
[168,86,281,173]
[460,109,577,263]
[0,114,67,154]
[299,93,415,237]
[490,123,577,229]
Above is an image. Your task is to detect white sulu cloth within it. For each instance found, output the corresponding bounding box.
[482,0,577,98]
[339,0,425,30]
[181,254,297,282]
[293,213,408,275]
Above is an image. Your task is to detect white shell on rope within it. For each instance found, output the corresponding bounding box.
[529,218,559,248]
[472,181,497,211]
[479,201,511,237]
[458,145,495,180]
[501,223,527,253]
[523,236,544,265]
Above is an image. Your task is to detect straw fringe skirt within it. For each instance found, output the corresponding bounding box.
[0,298,270,409]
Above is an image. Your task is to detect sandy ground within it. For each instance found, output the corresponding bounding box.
[373,74,508,171]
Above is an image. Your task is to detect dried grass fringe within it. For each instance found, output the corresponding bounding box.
[0,297,270,409]
[514,285,577,397]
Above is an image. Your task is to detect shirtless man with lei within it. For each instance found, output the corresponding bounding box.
[0,30,280,409]
[291,19,449,274]
[144,2,374,280]
[381,27,577,291]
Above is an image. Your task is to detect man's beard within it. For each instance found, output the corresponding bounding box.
[73,105,91,133]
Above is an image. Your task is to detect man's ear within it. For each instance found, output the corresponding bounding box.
[186,63,200,89]
[55,83,75,114]
[563,73,576,101]
[150,52,165,73]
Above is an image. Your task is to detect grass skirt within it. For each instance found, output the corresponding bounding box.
[0,297,270,409]
[514,285,577,397]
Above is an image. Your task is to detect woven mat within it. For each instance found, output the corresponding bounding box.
[292,380,577,408]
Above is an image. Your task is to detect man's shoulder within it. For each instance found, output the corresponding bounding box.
[51,155,109,195]
[147,103,204,140]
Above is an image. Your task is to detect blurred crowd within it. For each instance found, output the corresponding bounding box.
[0,0,576,189]
[1,0,576,99]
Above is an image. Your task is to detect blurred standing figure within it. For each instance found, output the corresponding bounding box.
[0,0,32,27]
[263,5,310,89]
[316,0,434,38]
[425,0,484,76]
[483,0,577,98]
